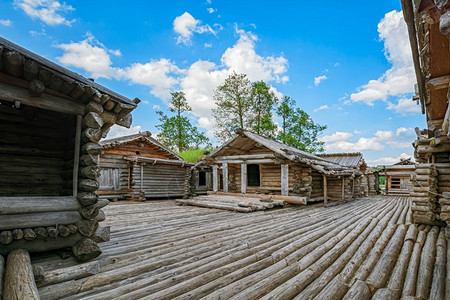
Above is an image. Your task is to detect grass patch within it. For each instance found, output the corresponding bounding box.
[179,149,210,163]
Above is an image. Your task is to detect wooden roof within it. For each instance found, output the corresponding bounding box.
[206,129,361,176]
[0,37,138,128]
[101,131,184,161]
[317,152,366,169]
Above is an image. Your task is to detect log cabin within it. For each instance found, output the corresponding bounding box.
[201,129,362,205]
[98,131,193,201]
[379,158,415,196]
[401,0,450,226]
[0,37,138,261]
[190,161,213,196]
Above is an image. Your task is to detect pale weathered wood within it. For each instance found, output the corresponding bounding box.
[241,163,247,194]
[0,211,81,230]
[3,249,39,300]
[281,164,289,196]
[323,174,328,205]
[0,196,79,215]
[212,165,218,192]
[222,162,228,193]
[0,255,4,299]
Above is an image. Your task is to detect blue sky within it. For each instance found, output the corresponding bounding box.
[0,0,425,165]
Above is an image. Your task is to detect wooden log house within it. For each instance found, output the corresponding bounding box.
[98,131,193,201]
[201,129,362,205]
[0,37,138,261]
[190,161,213,196]
[401,0,450,226]
[317,152,377,197]
[379,158,415,196]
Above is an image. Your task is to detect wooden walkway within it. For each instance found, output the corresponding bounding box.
[32,196,449,299]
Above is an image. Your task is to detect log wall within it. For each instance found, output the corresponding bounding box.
[0,102,75,196]
[97,154,129,200]
[131,163,189,200]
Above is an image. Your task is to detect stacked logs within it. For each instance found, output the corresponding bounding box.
[440,192,450,225]
[412,164,439,224]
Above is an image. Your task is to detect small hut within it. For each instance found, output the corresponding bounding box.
[98,131,193,201]
[200,129,361,204]
[190,161,213,196]
[0,37,138,261]
[380,158,415,196]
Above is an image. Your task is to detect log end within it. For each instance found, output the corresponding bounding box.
[72,238,102,262]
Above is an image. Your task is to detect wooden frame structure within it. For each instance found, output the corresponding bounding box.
[98,131,193,201]
[0,37,138,261]
[379,159,415,196]
[200,129,361,205]
[401,0,450,225]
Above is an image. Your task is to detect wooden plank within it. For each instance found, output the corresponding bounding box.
[216,159,275,164]
[222,163,228,193]
[215,154,275,161]
[323,175,328,205]
[426,75,450,91]
[241,163,247,194]
[0,81,84,115]
[281,164,289,196]
[342,176,345,201]
[212,165,218,192]
[73,114,82,197]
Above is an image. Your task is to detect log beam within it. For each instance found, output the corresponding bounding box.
[222,163,228,193]
[281,164,289,196]
[212,165,218,192]
[3,249,39,300]
[323,175,328,206]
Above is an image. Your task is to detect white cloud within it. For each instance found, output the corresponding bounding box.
[320,131,353,143]
[314,105,329,112]
[56,29,288,136]
[0,19,12,26]
[56,33,120,79]
[14,0,75,26]
[387,98,420,115]
[173,12,215,45]
[180,27,289,136]
[123,58,183,99]
[56,34,182,99]
[204,43,212,48]
[366,153,412,165]
[350,10,415,105]
[314,75,327,86]
[207,8,215,14]
[105,124,142,139]
[322,127,415,152]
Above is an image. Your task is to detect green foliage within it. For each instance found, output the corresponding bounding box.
[212,72,252,141]
[249,81,278,137]
[379,176,386,185]
[179,148,212,163]
[156,91,211,152]
[276,96,326,153]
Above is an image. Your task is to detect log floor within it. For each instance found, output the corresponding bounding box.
[31,195,449,300]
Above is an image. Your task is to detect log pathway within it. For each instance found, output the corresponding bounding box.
[30,196,449,299]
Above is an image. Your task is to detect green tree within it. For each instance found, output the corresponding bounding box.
[276,96,326,153]
[156,91,210,152]
[249,81,278,137]
[212,72,251,141]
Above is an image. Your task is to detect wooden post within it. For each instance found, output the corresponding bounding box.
[352,178,355,198]
[323,174,328,206]
[140,164,144,193]
[73,114,82,197]
[341,176,345,202]
[281,164,289,196]
[386,175,390,195]
[241,163,247,194]
[3,249,40,300]
[222,163,228,193]
[212,165,218,192]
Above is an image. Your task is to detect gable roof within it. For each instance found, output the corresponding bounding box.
[317,152,365,169]
[206,129,361,176]
[101,131,184,161]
